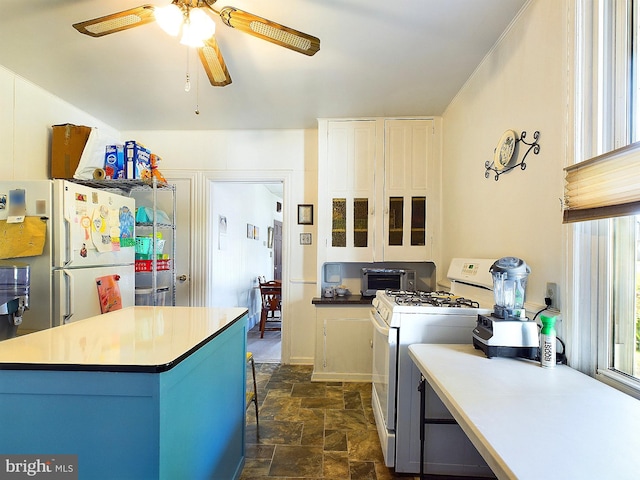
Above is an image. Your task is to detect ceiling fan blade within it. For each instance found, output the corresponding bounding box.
[73,5,156,37]
[198,37,232,87]
[218,7,320,56]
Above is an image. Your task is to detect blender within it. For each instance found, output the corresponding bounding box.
[0,261,30,340]
[472,257,539,359]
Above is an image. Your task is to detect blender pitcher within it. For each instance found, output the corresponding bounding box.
[490,257,530,320]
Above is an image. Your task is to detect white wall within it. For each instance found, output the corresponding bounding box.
[441,0,567,314]
[0,66,120,180]
[209,182,281,327]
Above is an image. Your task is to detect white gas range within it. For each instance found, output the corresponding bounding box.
[370,258,496,476]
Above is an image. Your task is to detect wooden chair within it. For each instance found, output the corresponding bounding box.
[258,279,282,338]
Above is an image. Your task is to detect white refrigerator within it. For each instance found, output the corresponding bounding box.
[0,180,135,332]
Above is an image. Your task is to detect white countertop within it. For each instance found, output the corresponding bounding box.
[0,306,247,372]
[408,344,640,480]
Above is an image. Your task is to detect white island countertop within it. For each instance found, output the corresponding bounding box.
[408,343,640,480]
[0,306,247,372]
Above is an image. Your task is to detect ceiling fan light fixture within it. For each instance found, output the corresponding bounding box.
[180,21,205,47]
[156,5,216,47]
[155,4,183,36]
[189,8,216,39]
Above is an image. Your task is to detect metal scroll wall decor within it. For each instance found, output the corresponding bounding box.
[485,130,540,181]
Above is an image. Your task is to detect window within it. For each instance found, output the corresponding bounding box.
[572,0,640,397]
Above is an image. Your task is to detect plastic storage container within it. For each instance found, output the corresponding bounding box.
[135,287,169,306]
[0,261,30,307]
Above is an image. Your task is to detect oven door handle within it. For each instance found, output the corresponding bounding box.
[370,309,390,336]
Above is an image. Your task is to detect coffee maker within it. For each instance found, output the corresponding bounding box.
[472,257,538,359]
[0,261,30,341]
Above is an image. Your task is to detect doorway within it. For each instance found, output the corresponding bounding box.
[207,180,284,363]
[273,219,282,281]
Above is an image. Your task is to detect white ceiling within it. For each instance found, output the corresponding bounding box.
[0,0,527,131]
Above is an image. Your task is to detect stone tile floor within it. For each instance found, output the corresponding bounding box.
[240,363,418,480]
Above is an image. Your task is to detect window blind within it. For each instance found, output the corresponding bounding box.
[563,141,640,223]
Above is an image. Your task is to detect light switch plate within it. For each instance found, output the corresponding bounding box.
[300,233,312,245]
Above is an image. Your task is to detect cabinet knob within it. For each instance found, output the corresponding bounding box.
[177,274,188,282]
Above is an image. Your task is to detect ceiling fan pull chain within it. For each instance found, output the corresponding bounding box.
[195,67,200,115]
[185,47,192,92]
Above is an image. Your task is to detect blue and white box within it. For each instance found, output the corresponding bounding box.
[104,144,125,179]
[124,140,151,179]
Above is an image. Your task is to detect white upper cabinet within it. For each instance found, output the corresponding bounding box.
[383,119,432,261]
[319,119,378,262]
[318,117,440,264]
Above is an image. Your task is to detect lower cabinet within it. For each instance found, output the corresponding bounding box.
[312,305,373,382]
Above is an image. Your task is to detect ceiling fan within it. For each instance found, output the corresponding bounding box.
[73,0,321,87]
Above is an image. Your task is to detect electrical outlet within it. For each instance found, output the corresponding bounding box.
[545,282,559,310]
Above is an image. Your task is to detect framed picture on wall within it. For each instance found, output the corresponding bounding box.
[298,204,313,225]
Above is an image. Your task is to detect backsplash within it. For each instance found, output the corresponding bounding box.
[321,261,437,295]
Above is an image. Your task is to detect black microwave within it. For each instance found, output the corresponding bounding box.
[360,268,416,296]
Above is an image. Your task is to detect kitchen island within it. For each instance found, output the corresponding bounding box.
[409,343,640,480]
[0,306,248,480]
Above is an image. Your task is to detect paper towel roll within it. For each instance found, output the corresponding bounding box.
[93,168,106,180]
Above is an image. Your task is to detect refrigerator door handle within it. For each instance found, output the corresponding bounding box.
[63,269,75,324]
[63,218,72,267]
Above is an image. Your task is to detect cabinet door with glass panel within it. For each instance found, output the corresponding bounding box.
[383,119,432,261]
[325,120,377,262]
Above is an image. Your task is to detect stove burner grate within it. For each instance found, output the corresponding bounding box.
[386,289,480,308]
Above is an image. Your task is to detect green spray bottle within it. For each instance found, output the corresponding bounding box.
[540,315,556,368]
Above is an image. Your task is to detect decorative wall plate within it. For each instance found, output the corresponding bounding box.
[485,130,540,181]
[494,130,517,170]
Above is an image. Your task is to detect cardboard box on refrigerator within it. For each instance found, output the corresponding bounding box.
[50,124,92,179]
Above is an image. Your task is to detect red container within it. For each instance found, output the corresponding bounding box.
[135,259,171,272]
